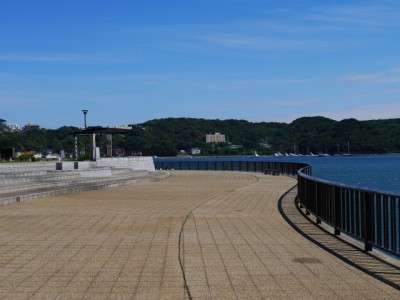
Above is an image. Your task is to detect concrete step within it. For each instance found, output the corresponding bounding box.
[0,172,81,186]
[0,180,72,195]
[0,170,49,178]
[0,170,151,197]
[0,171,169,206]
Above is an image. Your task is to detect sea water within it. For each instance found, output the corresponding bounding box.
[252,154,400,195]
[284,154,400,195]
[253,154,400,195]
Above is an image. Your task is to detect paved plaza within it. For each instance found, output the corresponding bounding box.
[0,171,399,299]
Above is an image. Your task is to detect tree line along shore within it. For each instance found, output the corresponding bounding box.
[1,116,400,158]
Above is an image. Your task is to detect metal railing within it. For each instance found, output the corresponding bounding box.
[154,159,308,176]
[298,165,400,258]
[154,158,400,258]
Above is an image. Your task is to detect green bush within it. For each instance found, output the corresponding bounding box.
[78,153,91,161]
[17,152,37,161]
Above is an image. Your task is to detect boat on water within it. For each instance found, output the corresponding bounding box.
[318,153,330,157]
[342,141,352,156]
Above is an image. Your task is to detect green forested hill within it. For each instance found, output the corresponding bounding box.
[129,117,400,156]
[1,117,400,157]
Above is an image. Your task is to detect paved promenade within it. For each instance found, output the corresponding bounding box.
[0,171,398,299]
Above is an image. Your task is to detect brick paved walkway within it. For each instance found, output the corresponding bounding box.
[0,171,398,299]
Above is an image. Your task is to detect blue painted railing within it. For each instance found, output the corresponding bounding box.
[154,158,400,257]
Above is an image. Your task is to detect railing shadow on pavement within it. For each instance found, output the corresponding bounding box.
[279,186,400,291]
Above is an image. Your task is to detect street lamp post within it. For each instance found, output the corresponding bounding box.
[82,109,88,155]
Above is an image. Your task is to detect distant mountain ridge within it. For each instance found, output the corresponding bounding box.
[1,116,400,157]
[131,116,400,156]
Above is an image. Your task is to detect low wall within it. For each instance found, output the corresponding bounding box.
[0,161,90,172]
[65,161,90,170]
[0,157,154,173]
[93,157,155,171]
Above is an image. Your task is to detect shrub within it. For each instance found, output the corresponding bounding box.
[17,152,36,161]
[78,153,91,161]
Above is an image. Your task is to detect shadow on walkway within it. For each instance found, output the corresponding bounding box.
[279,186,400,291]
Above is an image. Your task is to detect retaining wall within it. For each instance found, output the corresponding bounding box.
[93,157,155,171]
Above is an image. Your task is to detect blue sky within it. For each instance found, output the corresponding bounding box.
[1,0,399,129]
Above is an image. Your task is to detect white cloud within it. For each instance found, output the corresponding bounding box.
[342,68,400,85]
[307,4,400,29]
[202,34,310,51]
[0,54,108,64]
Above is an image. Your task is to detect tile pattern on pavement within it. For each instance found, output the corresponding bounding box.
[0,171,398,299]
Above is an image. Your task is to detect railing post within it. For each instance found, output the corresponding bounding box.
[306,178,311,215]
[390,198,397,253]
[363,192,373,252]
[316,182,321,224]
[334,186,341,235]
[298,175,303,208]
[383,196,389,250]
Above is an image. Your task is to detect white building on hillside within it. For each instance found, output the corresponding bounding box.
[6,123,20,132]
[206,132,226,143]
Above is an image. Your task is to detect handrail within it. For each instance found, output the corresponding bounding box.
[154,158,399,258]
[298,165,400,258]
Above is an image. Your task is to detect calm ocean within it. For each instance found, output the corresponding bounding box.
[295,154,400,195]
